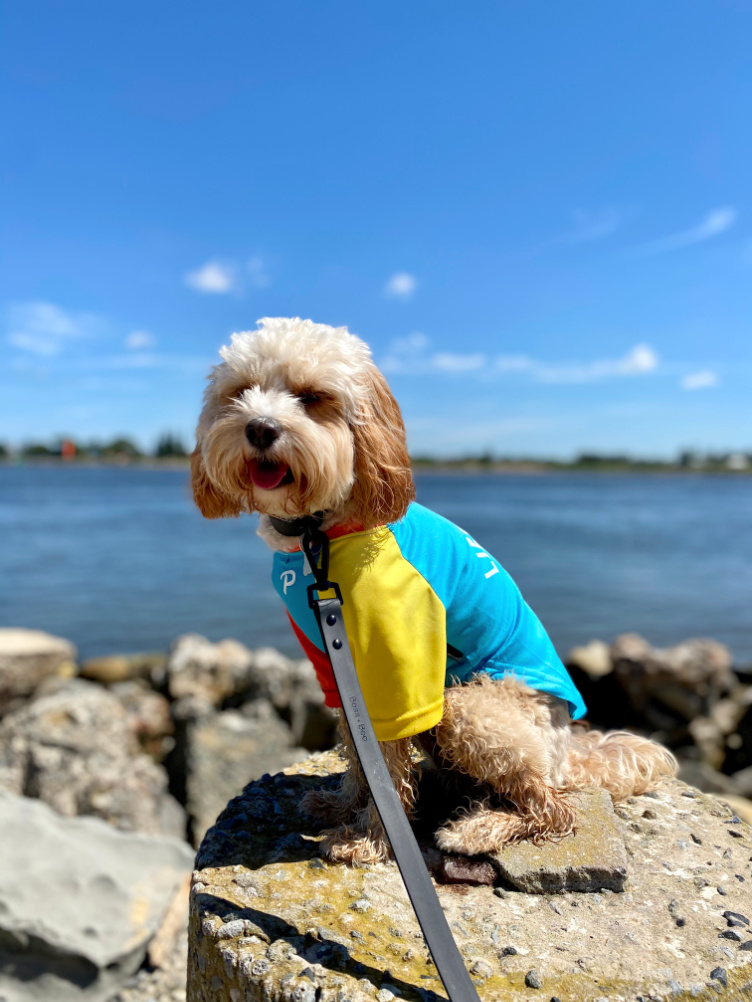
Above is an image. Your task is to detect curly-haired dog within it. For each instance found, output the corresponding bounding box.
[192,317,677,864]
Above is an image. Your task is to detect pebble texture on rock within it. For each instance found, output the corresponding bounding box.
[188,751,752,1002]
[0,789,194,1002]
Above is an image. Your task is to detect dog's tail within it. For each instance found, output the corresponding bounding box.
[564,728,678,801]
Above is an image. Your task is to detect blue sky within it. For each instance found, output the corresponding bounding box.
[1,1,750,458]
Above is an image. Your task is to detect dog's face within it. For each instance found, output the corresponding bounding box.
[191,317,414,540]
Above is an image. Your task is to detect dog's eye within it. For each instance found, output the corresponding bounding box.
[297,391,320,405]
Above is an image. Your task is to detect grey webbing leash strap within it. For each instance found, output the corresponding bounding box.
[300,525,481,1002]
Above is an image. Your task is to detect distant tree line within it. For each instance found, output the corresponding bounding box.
[1,440,750,471]
[411,449,752,472]
[0,433,189,461]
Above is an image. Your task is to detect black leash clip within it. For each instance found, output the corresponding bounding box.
[300,523,343,609]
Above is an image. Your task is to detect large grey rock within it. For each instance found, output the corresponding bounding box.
[238,646,337,749]
[0,679,185,838]
[181,699,308,845]
[187,752,752,1002]
[488,788,627,892]
[0,628,77,715]
[0,788,194,1002]
[611,633,735,719]
[166,635,336,749]
[166,634,258,708]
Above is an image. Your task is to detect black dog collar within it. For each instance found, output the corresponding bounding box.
[268,511,325,537]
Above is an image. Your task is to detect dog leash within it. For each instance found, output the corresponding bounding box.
[300,521,482,1002]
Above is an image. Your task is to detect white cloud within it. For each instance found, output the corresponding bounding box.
[184,260,237,294]
[72,352,212,373]
[125,330,155,350]
[432,352,486,373]
[681,370,720,391]
[6,301,102,355]
[247,256,271,288]
[528,344,660,384]
[384,272,417,299]
[556,207,624,244]
[382,333,660,384]
[381,332,484,375]
[8,332,60,356]
[389,331,429,355]
[643,207,737,254]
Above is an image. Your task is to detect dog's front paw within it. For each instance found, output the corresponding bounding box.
[436,805,536,854]
[319,825,392,865]
[436,799,577,854]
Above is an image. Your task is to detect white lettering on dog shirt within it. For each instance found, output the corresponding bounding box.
[463,533,500,579]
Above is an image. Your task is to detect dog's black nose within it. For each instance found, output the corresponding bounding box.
[245,417,282,450]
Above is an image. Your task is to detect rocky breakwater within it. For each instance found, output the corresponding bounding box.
[567,634,752,821]
[188,751,752,1002]
[0,628,336,1002]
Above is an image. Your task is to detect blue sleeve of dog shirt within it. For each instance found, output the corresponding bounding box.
[389,504,587,720]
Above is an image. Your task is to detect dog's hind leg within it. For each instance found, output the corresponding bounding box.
[318,735,417,864]
[432,675,576,853]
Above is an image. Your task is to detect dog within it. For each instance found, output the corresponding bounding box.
[191,316,677,864]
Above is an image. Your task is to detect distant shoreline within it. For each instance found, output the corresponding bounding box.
[2,457,751,476]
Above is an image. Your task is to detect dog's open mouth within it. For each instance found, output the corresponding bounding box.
[248,460,294,490]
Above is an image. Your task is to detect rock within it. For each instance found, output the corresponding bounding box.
[611,635,734,718]
[714,793,752,826]
[438,856,496,886]
[0,787,194,1002]
[489,788,627,893]
[166,634,257,707]
[468,958,493,979]
[678,759,741,795]
[0,628,77,715]
[166,635,336,749]
[566,640,612,678]
[146,874,191,970]
[726,702,752,775]
[731,765,752,798]
[182,699,308,844]
[0,679,185,838]
[187,754,752,1001]
[110,680,174,760]
[79,651,167,686]
[524,969,542,989]
[241,647,337,750]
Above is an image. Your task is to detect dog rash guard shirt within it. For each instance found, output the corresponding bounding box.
[272,502,586,742]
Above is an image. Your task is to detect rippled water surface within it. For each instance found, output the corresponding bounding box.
[1,466,750,662]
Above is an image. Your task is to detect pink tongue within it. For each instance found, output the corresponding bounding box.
[249,460,289,490]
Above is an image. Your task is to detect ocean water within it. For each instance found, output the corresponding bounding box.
[1,466,750,663]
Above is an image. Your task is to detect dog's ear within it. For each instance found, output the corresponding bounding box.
[350,366,415,529]
[190,446,241,518]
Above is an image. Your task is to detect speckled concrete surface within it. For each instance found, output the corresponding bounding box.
[188,751,752,1002]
